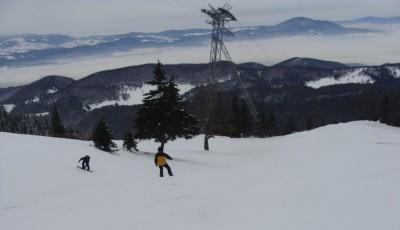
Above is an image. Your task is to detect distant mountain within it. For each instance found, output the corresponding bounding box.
[338,16,400,24]
[0,75,75,115]
[0,86,22,102]
[0,17,377,68]
[1,59,400,138]
[272,17,362,34]
[275,57,348,69]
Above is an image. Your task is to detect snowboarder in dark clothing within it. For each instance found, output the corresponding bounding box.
[154,147,173,177]
[78,155,91,171]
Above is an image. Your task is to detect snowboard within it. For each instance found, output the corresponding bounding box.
[77,166,93,172]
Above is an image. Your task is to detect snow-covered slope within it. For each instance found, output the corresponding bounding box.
[306,68,375,88]
[85,83,195,111]
[2,121,400,230]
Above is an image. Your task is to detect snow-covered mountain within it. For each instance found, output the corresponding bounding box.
[0,17,376,68]
[1,58,400,138]
[275,57,348,69]
[2,121,400,230]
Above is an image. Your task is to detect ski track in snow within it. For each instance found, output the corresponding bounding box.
[1,121,400,230]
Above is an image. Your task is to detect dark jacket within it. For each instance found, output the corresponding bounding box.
[78,155,90,163]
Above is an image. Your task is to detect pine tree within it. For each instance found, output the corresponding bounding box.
[239,102,251,137]
[50,104,66,137]
[306,118,314,130]
[267,111,277,136]
[230,94,241,137]
[135,61,199,150]
[285,118,296,134]
[380,95,390,124]
[123,133,138,152]
[92,119,116,152]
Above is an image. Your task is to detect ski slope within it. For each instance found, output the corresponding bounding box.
[1,121,400,230]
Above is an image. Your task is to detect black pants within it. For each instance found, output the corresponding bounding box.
[159,164,173,177]
[81,161,90,171]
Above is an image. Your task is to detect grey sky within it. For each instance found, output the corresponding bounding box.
[1,0,399,36]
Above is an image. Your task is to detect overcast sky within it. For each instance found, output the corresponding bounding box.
[1,0,399,36]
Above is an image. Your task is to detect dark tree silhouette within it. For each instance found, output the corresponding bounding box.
[123,132,138,152]
[50,104,66,137]
[135,61,199,151]
[92,119,116,152]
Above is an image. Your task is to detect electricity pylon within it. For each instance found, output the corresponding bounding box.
[201,4,259,151]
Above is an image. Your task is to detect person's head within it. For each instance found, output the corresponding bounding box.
[157,147,163,153]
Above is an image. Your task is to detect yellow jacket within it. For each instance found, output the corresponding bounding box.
[155,152,173,167]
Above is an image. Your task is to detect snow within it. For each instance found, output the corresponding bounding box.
[2,104,15,113]
[46,87,58,94]
[0,38,52,55]
[61,38,107,48]
[25,96,40,104]
[0,37,109,56]
[183,32,211,37]
[1,121,400,230]
[138,34,178,43]
[86,84,195,111]
[306,68,375,88]
[30,112,50,117]
[386,66,400,78]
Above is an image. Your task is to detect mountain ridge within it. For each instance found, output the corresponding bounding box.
[0,17,377,68]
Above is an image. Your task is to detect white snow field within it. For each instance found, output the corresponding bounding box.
[1,121,400,230]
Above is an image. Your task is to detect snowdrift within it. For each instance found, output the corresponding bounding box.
[1,121,400,230]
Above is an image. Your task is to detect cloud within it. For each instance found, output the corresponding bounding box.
[0,0,399,35]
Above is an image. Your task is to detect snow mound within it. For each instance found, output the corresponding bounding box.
[1,121,400,230]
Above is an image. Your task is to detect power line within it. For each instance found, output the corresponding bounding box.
[162,0,200,11]
[225,25,266,63]
[233,21,272,63]
[171,0,202,10]
[192,0,211,5]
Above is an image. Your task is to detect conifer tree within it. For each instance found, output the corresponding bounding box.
[267,111,277,136]
[135,61,199,150]
[239,103,251,137]
[306,118,314,130]
[92,119,116,152]
[123,133,138,152]
[380,95,390,124]
[230,94,241,137]
[50,104,66,137]
[285,118,297,134]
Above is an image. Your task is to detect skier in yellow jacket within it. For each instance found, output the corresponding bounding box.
[154,147,173,177]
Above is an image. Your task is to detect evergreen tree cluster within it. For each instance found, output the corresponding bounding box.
[0,104,81,139]
[377,94,400,126]
[0,107,50,135]
[89,62,199,152]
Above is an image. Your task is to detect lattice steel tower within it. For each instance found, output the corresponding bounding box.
[201,3,236,80]
[201,4,259,150]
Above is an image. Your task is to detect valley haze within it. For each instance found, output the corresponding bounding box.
[0,16,399,87]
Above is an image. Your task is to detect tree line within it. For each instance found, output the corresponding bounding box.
[2,61,400,153]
